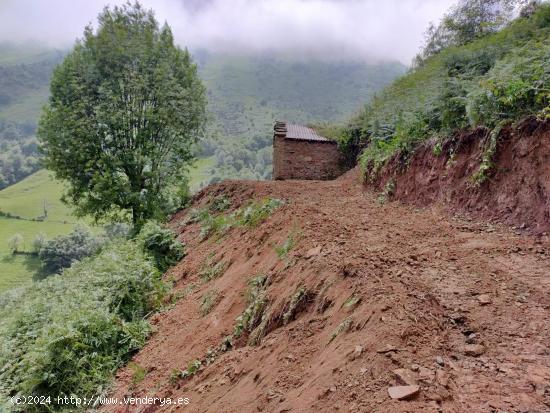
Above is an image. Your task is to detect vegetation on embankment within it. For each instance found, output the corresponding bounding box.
[0,223,183,412]
[337,3,550,184]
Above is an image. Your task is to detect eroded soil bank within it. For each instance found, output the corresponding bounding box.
[104,170,549,413]
[366,119,550,234]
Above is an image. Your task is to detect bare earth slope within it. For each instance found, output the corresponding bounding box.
[105,169,549,413]
[368,120,550,234]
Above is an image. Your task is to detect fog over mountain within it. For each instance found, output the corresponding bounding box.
[0,0,456,64]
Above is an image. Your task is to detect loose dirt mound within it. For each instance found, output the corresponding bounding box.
[367,119,550,234]
[104,175,549,412]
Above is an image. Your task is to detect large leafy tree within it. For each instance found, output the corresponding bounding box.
[38,1,206,225]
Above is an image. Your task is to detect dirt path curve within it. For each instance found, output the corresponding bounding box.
[105,169,549,413]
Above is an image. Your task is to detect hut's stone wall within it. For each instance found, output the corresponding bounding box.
[272,135,344,180]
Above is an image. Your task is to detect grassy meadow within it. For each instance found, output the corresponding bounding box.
[0,170,82,291]
[0,158,214,293]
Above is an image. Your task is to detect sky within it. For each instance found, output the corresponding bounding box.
[0,0,457,64]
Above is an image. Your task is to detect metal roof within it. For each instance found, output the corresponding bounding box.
[274,121,333,143]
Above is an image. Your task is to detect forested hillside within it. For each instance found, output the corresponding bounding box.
[0,42,405,190]
[0,43,63,189]
[198,53,405,182]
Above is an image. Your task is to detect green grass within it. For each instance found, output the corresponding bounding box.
[0,169,76,221]
[189,156,215,191]
[0,159,216,293]
[0,170,82,292]
[0,218,74,291]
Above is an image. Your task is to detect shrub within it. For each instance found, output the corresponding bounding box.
[467,41,550,127]
[209,195,231,213]
[199,256,227,282]
[282,287,309,325]
[103,222,132,240]
[38,226,102,274]
[137,221,185,272]
[0,242,165,412]
[32,233,47,254]
[7,233,24,254]
[200,289,219,316]
[274,229,299,260]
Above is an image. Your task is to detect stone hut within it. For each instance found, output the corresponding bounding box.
[272,121,344,180]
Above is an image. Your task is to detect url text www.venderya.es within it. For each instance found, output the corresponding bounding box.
[10,395,191,408]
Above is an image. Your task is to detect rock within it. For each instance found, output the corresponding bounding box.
[377,344,398,353]
[425,391,442,402]
[347,345,363,361]
[392,368,418,386]
[436,370,450,387]
[477,294,492,305]
[353,345,363,359]
[387,385,420,400]
[466,333,477,344]
[435,356,444,366]
[464,344,485,357]
[305,246,322,258]
[418,367,435,382]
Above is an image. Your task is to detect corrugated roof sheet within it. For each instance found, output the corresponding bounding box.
[274,121,333,143]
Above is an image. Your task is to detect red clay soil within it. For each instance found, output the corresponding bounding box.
[103,168,550,413]
[368,119,550,234]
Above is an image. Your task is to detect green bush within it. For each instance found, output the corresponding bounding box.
[137,221,185,272]
[0,242,165,412]
[209,195,231,213]
[103,222,132,240]
[38,226,103,274]
[467,41,550,127]
[233,275,269,340]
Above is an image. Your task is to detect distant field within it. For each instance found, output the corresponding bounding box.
[0,169,76,221]
[0,218,74,291]
[0,170,81,291]
[0,158,214,293]
[189,156,215,191]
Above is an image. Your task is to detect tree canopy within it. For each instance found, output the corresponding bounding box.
[38,1,206,225]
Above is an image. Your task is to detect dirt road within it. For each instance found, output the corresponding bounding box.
[106,169,550,412]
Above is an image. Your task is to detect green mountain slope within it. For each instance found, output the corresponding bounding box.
[0,170,78,292]
[0,43,63,189]
[197,53,406,182]
[199,53,406,137]
[339,4,550,179]
[0,169,74,221]
[0,43,63,123]
[0,43,406,188]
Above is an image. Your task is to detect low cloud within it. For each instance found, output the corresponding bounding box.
[0,0,456,64]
